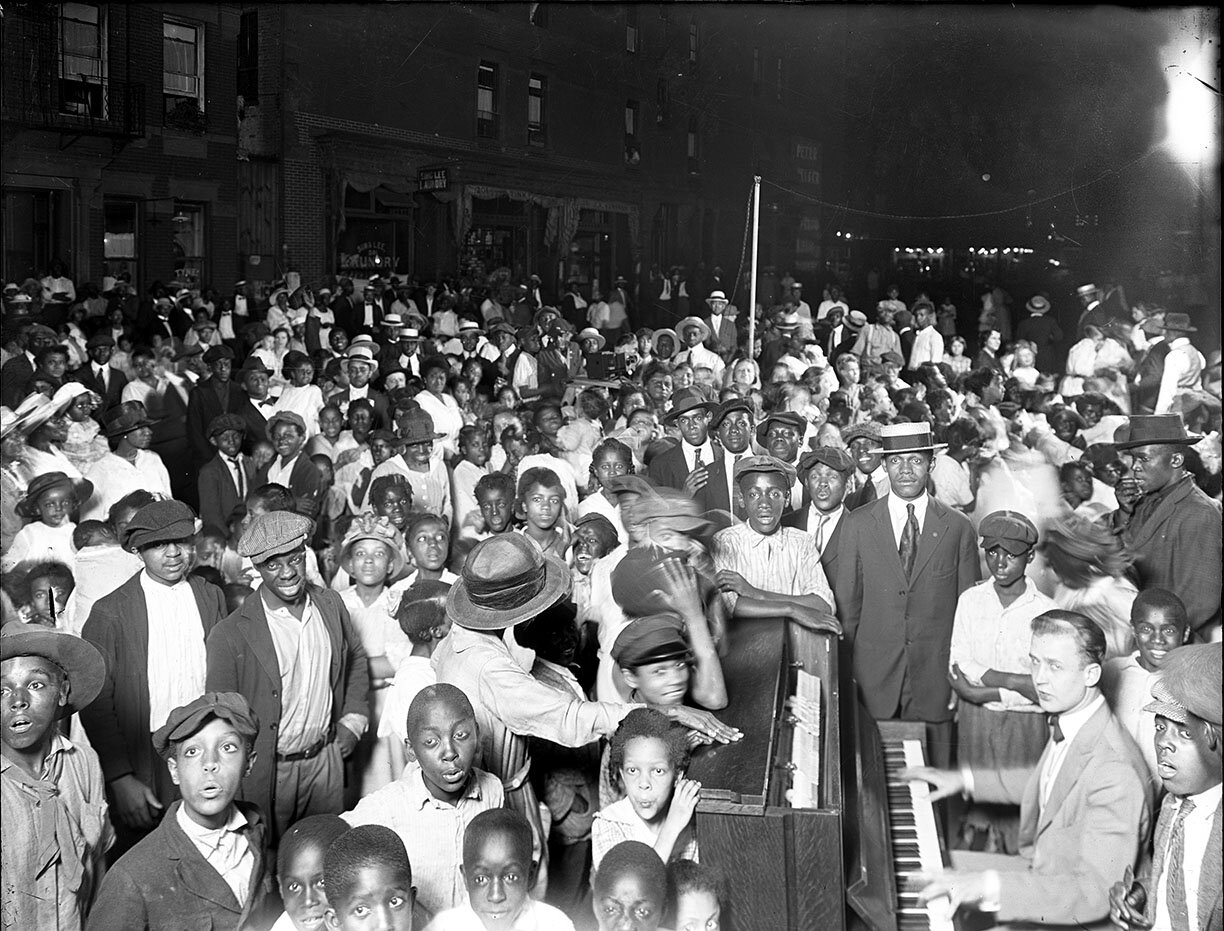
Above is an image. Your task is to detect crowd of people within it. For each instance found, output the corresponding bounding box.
[0,262,1221,931]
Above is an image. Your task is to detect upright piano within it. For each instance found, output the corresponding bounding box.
[687,616,961,931]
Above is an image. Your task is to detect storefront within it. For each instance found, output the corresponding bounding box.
[335,185,414,277]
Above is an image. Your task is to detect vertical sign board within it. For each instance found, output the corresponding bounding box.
[793,139,823,272]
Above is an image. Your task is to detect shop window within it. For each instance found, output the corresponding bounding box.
[104,200,139,281]
[625,8,638,52]
[527,74,547,147]
[172,202,205,287]
[164,18,206,131]
[752,48,761,97]
[476,61,499,139]
[624,100,640,166]
[59,3,107,118]
[687,117,699,176]
[238,11,258,101]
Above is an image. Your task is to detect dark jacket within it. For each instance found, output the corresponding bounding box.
[198,451,257,533]
[1130,337,1171,414]
[1015,313,1064,372]
[0,352,35,408]
[86,800,275,931]
[73,361,129,412]
[255,451,326,518]
[185,375,247,464]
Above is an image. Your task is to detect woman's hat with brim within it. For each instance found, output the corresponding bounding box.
[868,422,947,455]
[339,513,407,580]
[1161,312,1197,334]
[651,328,679,357]
[17,470,92,520]
[577,328,606,351]
[0,621,106,717]
[1111,414,1203,451]
[1026,295,1051,316]
[17,390,75,435]
[0,406,19,440]
[677,316,711,343]
[447,534,570,630]
[103,401,158,437]
[663,387,717,424]
[397,407,445,445]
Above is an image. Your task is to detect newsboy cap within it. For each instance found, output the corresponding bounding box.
[122,499,197,550]
[237,511,314,563]
[1144,642,1222,727]
[153,691,260,757]
[733,454,797,488]
[611,614,692,669]
[207,412,248,439]
[798,446,854,478]
[978,510,1039,555]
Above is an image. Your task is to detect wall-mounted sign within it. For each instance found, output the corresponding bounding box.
[418,167,450,192]
[793,139,821,191]
[338,240,396,271]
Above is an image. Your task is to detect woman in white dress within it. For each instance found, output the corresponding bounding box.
[413,356,464,459]
[272,351,326,437]
[56,383,109,474]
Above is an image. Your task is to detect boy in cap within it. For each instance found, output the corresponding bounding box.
[205,511,370,843]
[783,445,854,579]
[1108,641,1221,931]
[80,499,227,855]
[198,412,255,534]
[1,622,112,930]
[88,692,275,931]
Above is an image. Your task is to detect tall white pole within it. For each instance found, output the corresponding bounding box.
[748,175,761,361]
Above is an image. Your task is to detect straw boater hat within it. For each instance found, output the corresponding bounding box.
[447,534,570,630]
[677,316,711,343]
[705,290,729,306]
[346,345,379,375]
[0,621,106,717]
[457,319,485,337]
[651,328,679,357]
[1110,414,1203,451]
[868,422,948,455]
[577,327,606,350]
[1026,295,1051,316]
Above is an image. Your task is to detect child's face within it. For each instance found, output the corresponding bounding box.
[252,441,276,470]
[167,717,251,830]
[572,527,610,576]
[674,367,694,390]
[314,459,334,488]
[36,486,73,528]
[497,388,517,408]
[624,658,690,707]
[1053,419,1079,445]
[620,735,680,826]
[320,409,344,439]
[350,540,392,587]
[407,698,478,802]
[408,520,448,572]
[405,440,433,468]
[370,438,395,465]
[453,381,473,406]
[462,433,490,467]
[504,437,528,463]
[595,871,664,931]
[675,889,721,931]
[1132,607,1188,672]
[1061,467,1093,506]
[325,863,414,931]
[212,428,244,459]
[463,830,533,931]
[1,656,67,754]
[592,451,630,491]
[374,486,412,531]
[984,545,1032,590]
[535,407,562,436]
[280,841,330,931]
[522,483,563,532]
[478,489,512,534]
[743,473,788,535]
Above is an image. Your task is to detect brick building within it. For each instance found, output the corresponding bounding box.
[2,1,240,294]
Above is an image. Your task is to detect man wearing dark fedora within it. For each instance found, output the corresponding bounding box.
[835,422,980,766]
[73,332,128,412]
[647,387,724,511]
[80,499,227,856]
[1112,414,1222,639]
[81,401,173,521]
[1155,313,1206,416]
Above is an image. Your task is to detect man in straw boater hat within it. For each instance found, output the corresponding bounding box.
[835,422,980,766]
[1,620,111,930]
[674,314,725,384]
[434,534,742,890]
[1154,312,1207,417]
[699,289,739,361]
[1112,414,1222,639]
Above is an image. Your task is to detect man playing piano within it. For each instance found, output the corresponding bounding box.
[904,610,1153,929]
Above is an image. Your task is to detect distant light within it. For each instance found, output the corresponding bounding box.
[981,173,991,182]
[1049,259,1061,266]
[1161,11,1218,166]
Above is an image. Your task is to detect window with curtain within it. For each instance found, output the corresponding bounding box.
[163,18,205,127]
[104,200,139,282]
[476,61,499,138]
[625,99,640,166]
[625,8,638,52]
[59,3,107,117]
[528,74,547,146]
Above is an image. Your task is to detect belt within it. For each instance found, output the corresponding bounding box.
[276,735,329,763]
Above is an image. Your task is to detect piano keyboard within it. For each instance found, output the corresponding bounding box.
[883,737,954,931]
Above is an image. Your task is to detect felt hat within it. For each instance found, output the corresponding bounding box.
[1026,295,1051,316]
[203,345,235,364]
[85,333,115,350]
[122,499,197,549]
[1111,414,1203,450]
[103,401,158,437]
[577,327,606,350]
[605,474,656,500]
[172,343,204,363]
[239,356,274,376]
[1161,312,1197,334]
[207,412,247,439]
[397,407,445,445]
[733,454,797,488]
[709,397,753,430]
[549,318,576,337]
[488,321,517,340]
[846,310,868,328]
[0,621,106,717]
[237,511,314,563]
[633,490,710,534]
[152,691,260,757]
[754,411,806,445]
[664,387,717,424]
[447,534,570,630]
[651,328,679,357]
[797,445,854,479]
[17,471,91,520]
[705,290,728,305]
[614,274,628,284]
[677,316,711,343]
[868,422,947,455]
[611,614,691,669]
[978,510,1039,555]
[265,410,307,441]
[1143,642,1222,726]
[339,513,407,579]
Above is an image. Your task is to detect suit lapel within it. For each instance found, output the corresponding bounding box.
[1201,802,1223,930]
[241,597,282,686]
[164,804,241,913]
[1039,705,1109,832]
[1126,478,1192,552]
[872,502,907,582]
[908,499,949,582]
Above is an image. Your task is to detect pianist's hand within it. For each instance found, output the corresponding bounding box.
[914,868,991,914]
[899,766,965,802]
[1108,866,1154,930]
[661,705,744,744]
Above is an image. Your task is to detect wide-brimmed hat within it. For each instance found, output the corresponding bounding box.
[1143,642,1221,726]
[397,407,445,445]
[605,474,656,500]
[868,422,947,455]
[755,411,806,445]
[104,401,158,437]
[17,471,91,520]
[1111,414,1203,450]
[774,310,801,331]
[0,407,20,440]
[651,328,679,357]
[0,621,106,717]
[577,327,606,350]
[447,534,570,630]
[457,319,485,337]
[339,513,407,579]
[265,410,307,441]
[1161,312,1197,334]
[663,387,717,424]
[677,316,711,343]
[1026,295,1051,316]
[705,290,728,305]
[51,382,93,409]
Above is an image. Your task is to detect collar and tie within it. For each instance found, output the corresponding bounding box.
[1047,714,1064,743]
[899,502,919,577]
[814,513,830,552]
[257,397,277,408]
[229,456,246,499]
[1166,798,1197,931]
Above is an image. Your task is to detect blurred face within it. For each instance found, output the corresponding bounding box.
[1061,466,1093,507]
[330,330,350,353]
[743,472,788,534]
[1132,606,1189,672]
[1079,401,1103,428]
[675,409,709,447]
[674,367,694,390]
[523,483,563,532]
[273,423,306,461]
[349,540,392,587]
[463,831,532,931]
[765,423,800,462]
[196,536,224,569]
[535,407,562,436]
[462,432,490,466]
[41,353,68,378]
[806,463,848,514]
[280,841,331,931]
[884,451,929,499]
[1015,347,1035,368]
[274,331,290,350]
[256,547,308,606]
[348,360,373,388]
[675,890,721,931]
[325,863,414,931]
[369,437,395,465]
[595,872,664,931]
[408,698,478,804]
[1122,444,1180,495]
[619,736,679,825]
[35,485,74,528]
[408,519,448,572]
[836,359,860,386]
[140,537,194,584]
[1153,714,1220,797]
[1028,629,1099,715]
[1,656,67,756]
[883,362,901,383]
[572,526,611,575]
[732,360,755,388]
[984,544,1032,589]
[683,325,704,348]
[88,344,114,365]
[68,394,95,422]
[167,718,251,830]
[478,488,512,533]
[374,485,412,531]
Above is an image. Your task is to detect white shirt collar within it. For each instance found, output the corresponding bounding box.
[682,439,714,470]
[176,801,248,843]
[1058,693,1106,744]
[886,490,929,528]
[1181,782,1223,814]
[808,503,843,529]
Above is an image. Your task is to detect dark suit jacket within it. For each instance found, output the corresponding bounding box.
[236,396,274,455]
[702,313,739,359]
[1131,338,1171,414]
[135,307,192,344]
[73,361,129,412]
[782,505,844,583]
[972,348,1003,373]
[647,442,730,514]
[327,386,390,428]
[339,300,382,337]
[185,376,246,464]
[205,587,370,834]
[255,452,326,518]
[331,293,356,335]
[198,452,256,532]
[86,800,275,931]
[834,495,980,723]
[897,326,916,364]
[80,574,227,804]
[0,352,35,408]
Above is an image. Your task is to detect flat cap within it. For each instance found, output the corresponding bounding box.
[572,512,619,546]
[1144,642,1222,726]
[978,509,1039,555]
[840,422,882,445]
[734,454,797,487]
[754,411,806,444]
[611,614,692,669]
[153,691,260,757]
[880,351,905,366]
[85,333,115,349]
[238,511,314,563]
[123,499,197,550]
[265,410,307,440]
[207,412,248,439]
[798,446,854,478]
[709,397,753,430]
[203,345,235,364]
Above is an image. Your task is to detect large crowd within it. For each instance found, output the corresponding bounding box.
[0,263,1220,931]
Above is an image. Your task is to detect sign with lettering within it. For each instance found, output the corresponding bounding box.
[793,139,821,191]
[338,240,396,271]
[418,167,450,191]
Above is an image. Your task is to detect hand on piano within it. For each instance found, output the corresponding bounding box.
[661,705,744,745]
[913,868,992,916]
[1108,866,1154,930]
[898,765,965,802]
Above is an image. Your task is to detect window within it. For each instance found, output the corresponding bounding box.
[527,74,547,146]
[687,116,699,175]
[104,199,139,281]
[752,48,761,96]
[625,8,638,52]
[776,57,784,101]
[237,11,258,101]
[528,2,547,27]
[163,19,205,129]
[476,61,499,139]
[172,202,205,287]
[59,3,107,118]
[624,99,640,166]
[688,22,699,65]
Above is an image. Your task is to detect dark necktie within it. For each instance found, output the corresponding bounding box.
[693,447,704,468]
[899,503,918,577]
[97,365,108,390]
[1167,798,1196,931]
[861,477,877,504]
[1047,714,1064,743]
[230,457,246,499]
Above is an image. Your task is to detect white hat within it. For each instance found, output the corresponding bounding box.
[868,422,947,455]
